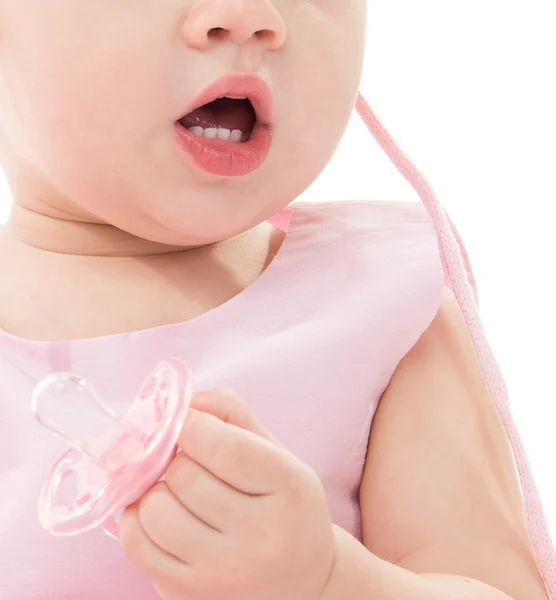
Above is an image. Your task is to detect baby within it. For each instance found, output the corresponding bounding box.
[0,1,553,599]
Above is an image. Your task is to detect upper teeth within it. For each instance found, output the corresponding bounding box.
[189,126,244,143]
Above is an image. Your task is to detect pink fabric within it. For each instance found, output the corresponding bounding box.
[0,199,445,598]
[0,94,552,598]
[355,93,556,598]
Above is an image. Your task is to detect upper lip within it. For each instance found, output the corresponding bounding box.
[178,74,273,125]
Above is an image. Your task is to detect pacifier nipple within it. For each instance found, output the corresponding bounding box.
[32,373,139,464]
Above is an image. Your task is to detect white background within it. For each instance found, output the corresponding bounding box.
[1,0,554,540]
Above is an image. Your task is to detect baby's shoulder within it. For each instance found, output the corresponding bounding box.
[293,198,443,296]
[299,199,433,231]
[296,200,438,255]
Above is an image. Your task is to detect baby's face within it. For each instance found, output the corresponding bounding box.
[0,0,365,246]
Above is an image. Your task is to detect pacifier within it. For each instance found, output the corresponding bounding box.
[31,358,192,540]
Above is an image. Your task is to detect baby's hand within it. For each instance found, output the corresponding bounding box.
[119,389,336,600]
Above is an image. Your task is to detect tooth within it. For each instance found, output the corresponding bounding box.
[188,126,204,137]
[203,128,218,139]
[230,129,243,143]
[217,128,231,141]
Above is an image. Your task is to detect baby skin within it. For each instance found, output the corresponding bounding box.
[0,0,550,599]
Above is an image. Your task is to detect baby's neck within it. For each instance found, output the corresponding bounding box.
[4,204,199,257]
[0,205,283,341]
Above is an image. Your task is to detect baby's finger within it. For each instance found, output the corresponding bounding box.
[137,482,221,566]
[179,408,295,495]
[120,502,189,588]
[166,452,251,532]
[190,389,280,444]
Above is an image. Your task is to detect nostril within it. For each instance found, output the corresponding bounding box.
[208,27,228,41]
[254,30,275,42]
[204,27,280,46]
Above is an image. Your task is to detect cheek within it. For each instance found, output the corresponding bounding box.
[273,5,366,183]
[13,58,170,230]
[0,7,168,214]
[22,97,138,219]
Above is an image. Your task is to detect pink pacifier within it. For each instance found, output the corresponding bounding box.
[31,358,192,540]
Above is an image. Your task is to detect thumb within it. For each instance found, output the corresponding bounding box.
[189,388,280,444]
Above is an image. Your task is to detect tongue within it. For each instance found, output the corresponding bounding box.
[180,98,255,132]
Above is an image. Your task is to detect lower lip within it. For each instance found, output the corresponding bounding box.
[174,121,272,177]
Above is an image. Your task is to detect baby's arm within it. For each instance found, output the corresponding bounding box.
[322,286,548,600]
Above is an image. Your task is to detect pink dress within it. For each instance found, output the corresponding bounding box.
[0,96,553,599]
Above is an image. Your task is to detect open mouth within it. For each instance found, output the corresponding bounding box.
[174,75,273,177]
[178,96,257,144]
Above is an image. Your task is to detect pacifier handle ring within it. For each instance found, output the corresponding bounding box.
[41,450,96,525]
